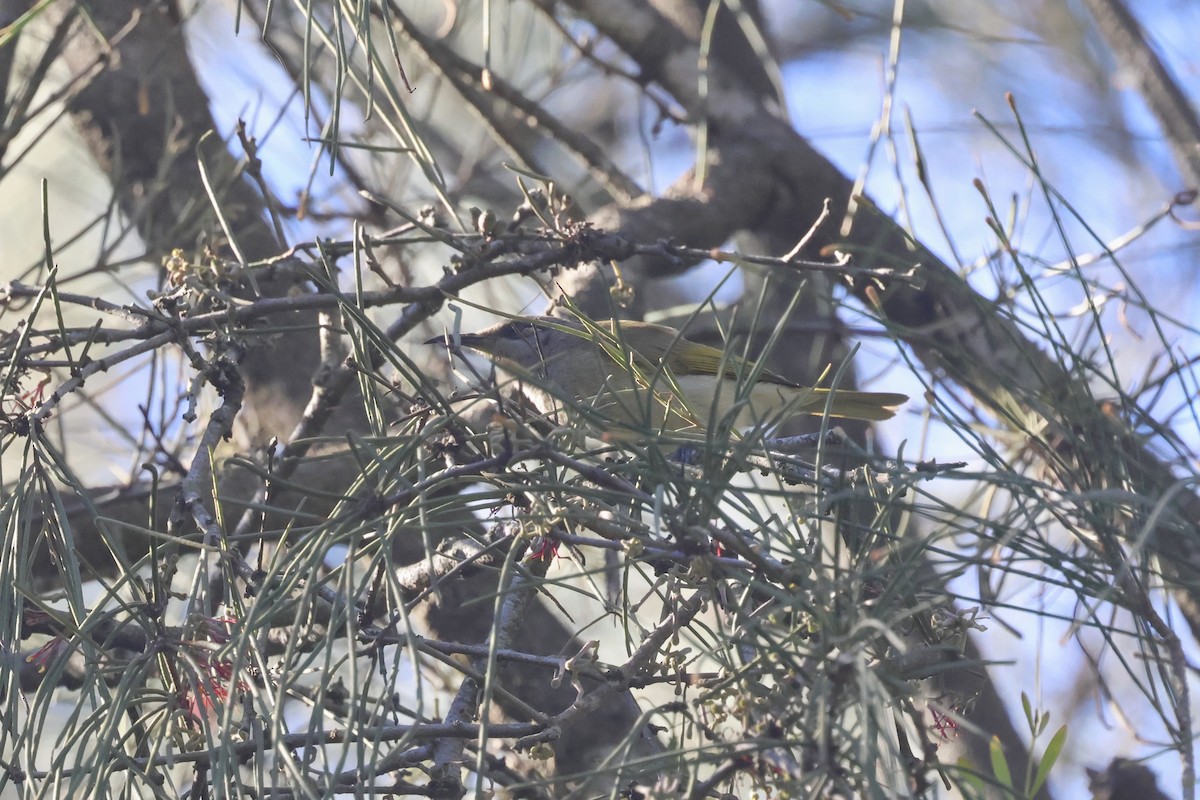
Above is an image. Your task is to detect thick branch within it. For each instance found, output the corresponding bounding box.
[1081,0,1200,190]
[58,0,322,440]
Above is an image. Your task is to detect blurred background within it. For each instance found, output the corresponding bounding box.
[2,1,1198,796]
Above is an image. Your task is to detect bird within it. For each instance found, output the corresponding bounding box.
[426,315,906,439]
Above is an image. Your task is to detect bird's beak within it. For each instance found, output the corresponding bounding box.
[424,331,490,352]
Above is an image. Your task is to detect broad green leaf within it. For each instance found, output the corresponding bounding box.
[1021,692,1034,732]
[990,737,1013,789]
[1030,725,1068,797]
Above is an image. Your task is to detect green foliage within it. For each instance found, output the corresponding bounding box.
[1,1,1197,798]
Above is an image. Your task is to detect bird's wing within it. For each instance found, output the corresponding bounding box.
[611,320,796,386]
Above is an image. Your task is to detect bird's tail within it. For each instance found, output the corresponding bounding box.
[795,388,908,421]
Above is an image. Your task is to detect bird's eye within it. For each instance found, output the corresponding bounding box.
[501,323,534,340]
